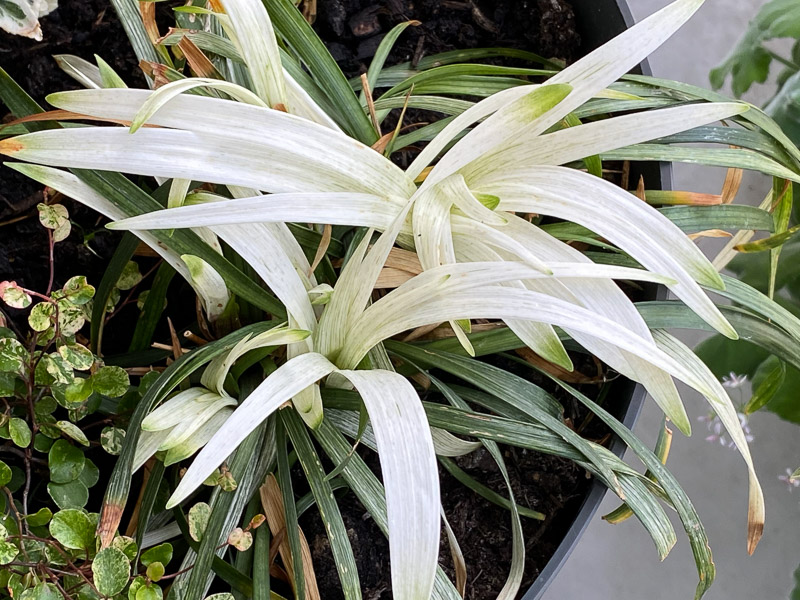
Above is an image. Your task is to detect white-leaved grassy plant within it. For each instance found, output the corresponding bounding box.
[4,0,800,598]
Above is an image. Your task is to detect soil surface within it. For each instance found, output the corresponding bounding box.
[314,0,580,78]
[0,2,626,599]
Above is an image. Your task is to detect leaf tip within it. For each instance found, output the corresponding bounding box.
[0,139,24,156]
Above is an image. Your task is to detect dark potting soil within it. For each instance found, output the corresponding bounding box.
[1,2,623,598]
[0,0,145,319]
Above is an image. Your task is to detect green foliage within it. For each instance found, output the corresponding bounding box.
[710,0,800,96]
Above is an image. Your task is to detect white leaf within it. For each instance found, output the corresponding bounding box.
[200,325,311,395]
[43,89,415,197]
[54,55,102,90]
[181,255,231,321]
[652,330,764,553]
[477,166,736,339]
[467,102,748,180]
[166,353,338,507]
[107,192,398,232]
[336,369,439,600]
[218,0,287,108]
[142,388,219,431]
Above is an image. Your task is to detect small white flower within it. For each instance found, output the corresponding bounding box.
[778,468,800,492]
[721,372,748,389]
[697,411,753,448]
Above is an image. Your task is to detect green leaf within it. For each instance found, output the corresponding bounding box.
[56,421,90,446]
[92,366,130,398]
[56,301,86,337]
[112,535,137,561]
[264,0,376,143]
[140,543,172,568]
[145,562,165,582]
[0,461,11,487]
[47,479,89,509]
[116,261,143,291]
[0,373,16,396]
[37,203,71,242]
[21,582,60,600]
[736,223,800,253]
[101,427,125,455]
[745,355,786,414]
[0,541,17,565]
[0,338,27,374]
[8,418,31,448]
[92,547,131,597]
[204,595,234,600]
[58,344,94,371]
[28,302,55,332]
[79,458,100,488]
[762,363,800,424]
[48,439,86,483]
[0,282,31,309]
[49,509,95,550]
[64,377,94,405]
[188,502,210,542]
[25,507,52,527]
[62,275,95,305]
[136,583,163,600]
[128,576,147,600]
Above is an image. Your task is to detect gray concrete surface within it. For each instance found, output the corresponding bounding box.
[542,1,800,598]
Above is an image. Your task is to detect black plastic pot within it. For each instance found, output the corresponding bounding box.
[520,1,671,598]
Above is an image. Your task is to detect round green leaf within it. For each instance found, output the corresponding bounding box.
[33,434,54,453]
[64,377,94,405]
[28,302,55,333]
[136,585,163,600]
[111,536,138,561]
[49,509,95,550]
[0,282,31,309]
[128,576,147,600]
[58,344,94,371]
[37,203,69,231]
[92,547,131,597]
[9,418,31,448]
[188,502,211,542]
[34,396,57,417]
[0,541,17,565]
[140,543,172,568]
[62,276,95,305]
[0,373,16,397]
[92,366,130,398]
[145,562,165,582]
[48,440,85,483]
[42,353,74,385]
[20,581,59,600]
[79,458,100,489]
[57,302,86,337]
[100,427,125,455]
[0,338,27,374]
[0,461,11,487]
[56,421,90,446]
[25,507,52,528]
[116,262,142,291]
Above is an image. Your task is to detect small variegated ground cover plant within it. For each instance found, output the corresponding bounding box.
[3,0,800,598]
[0,0,56,41]
[0,210,211,599]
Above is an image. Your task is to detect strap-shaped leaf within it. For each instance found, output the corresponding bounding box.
[41,89,415,196]
[324,370,440,600]
[466,101,748,180]
[166,353,338,507]
[478,167,735,339]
